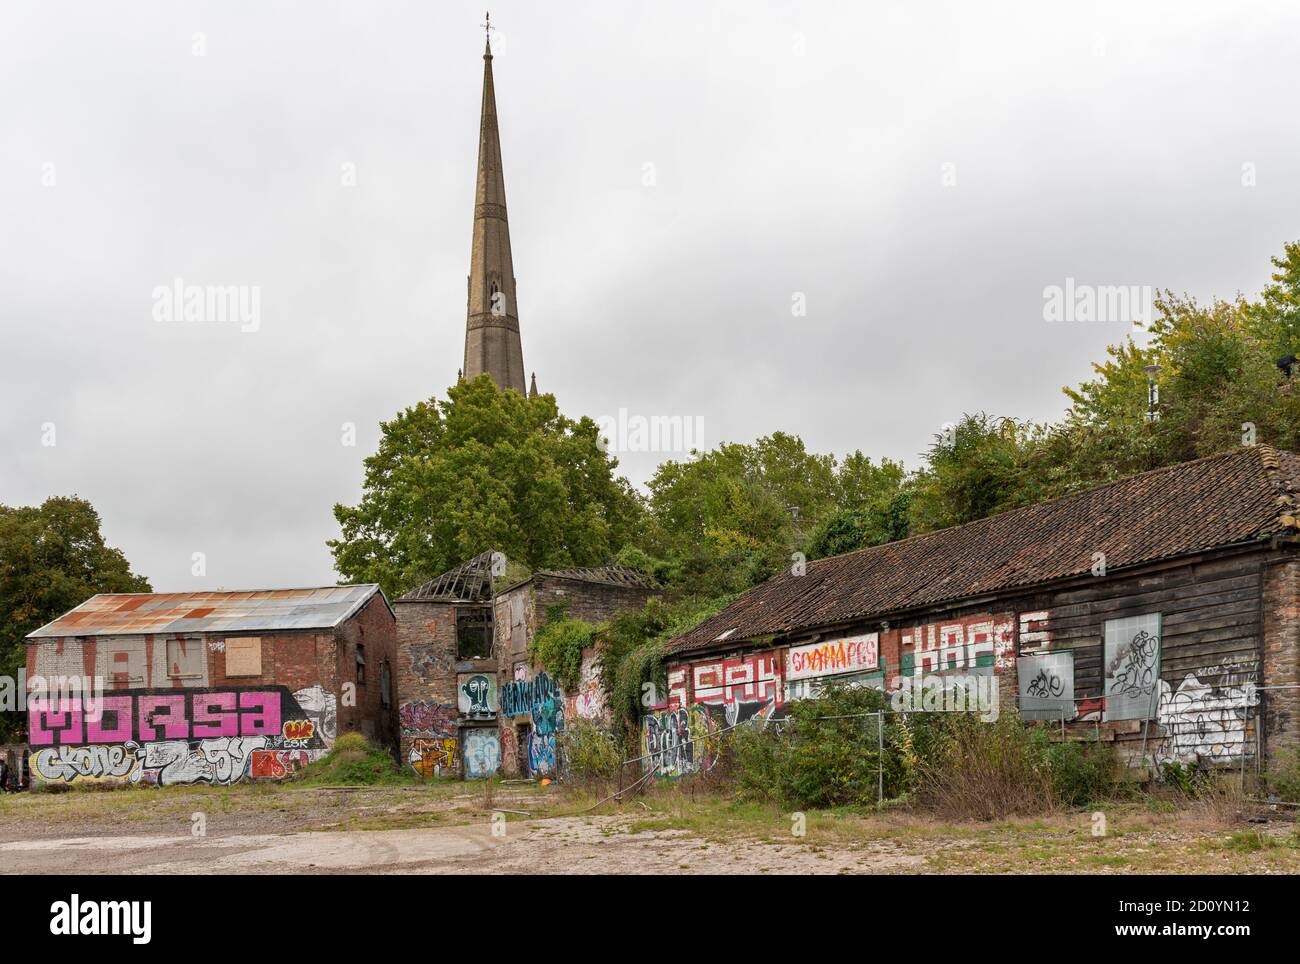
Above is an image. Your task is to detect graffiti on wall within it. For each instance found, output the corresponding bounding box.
[399,700,457,737]
[1017,650,1075,721]
[1103,614,1161,721]
[462,728,500,778]
[641,705,714,778]
[566,652,607,723]
[786,635,878,680]
[784,635,883,700]
[502,671,565,776]
[1156,655,1259,765]
[667,652,785,728]
[458,673,497,717]
[900,615,1014,678]
[32,635,212,690]
[29,685,337,787]
[409,737,457,777]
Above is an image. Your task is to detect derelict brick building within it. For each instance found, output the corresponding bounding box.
[25,584,396,787]
[394,553,656,779]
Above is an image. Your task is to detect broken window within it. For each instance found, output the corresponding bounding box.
[456,607,493,660]
[380,659,392,708]
[356,643,366,686]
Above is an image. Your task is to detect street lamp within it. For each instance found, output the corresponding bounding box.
[1143,364,1162,420]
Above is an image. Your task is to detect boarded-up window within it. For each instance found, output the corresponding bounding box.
[1103,614,1161,721]
[165,639,203,680]
[1017,651,1075,721]
[226,637,262,677]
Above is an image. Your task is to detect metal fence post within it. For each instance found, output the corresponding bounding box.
[877,710,884,809]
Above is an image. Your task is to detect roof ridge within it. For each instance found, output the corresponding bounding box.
[77,584,378,599]
[1255,444,1300,531]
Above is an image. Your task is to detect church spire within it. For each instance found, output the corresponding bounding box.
[462,13,527,395]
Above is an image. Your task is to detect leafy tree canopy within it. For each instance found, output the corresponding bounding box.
[330,375,643,599]
[0,496,150,740]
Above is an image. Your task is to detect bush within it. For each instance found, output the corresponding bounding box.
[719,686,1128,818]
[529,606,601,692]
[295,733,414,786]
[561,718,624,784]
[734,684,900,809]
[913,714,1054,820]
[1038,731,1120,807]
[1265,745,1300,803]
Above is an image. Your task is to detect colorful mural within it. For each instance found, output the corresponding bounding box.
[641,705,714,778]
[399,700,457,737]
[458,673,497,717]
[501,671,565,776]
[566,651,607,723]
[29,685,337,787]
[462,728,500,778]
[409,737,457,777]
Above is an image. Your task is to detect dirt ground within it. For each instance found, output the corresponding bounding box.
[2,781,1298,874]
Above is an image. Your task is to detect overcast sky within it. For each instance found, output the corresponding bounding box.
[3,0,1299,593]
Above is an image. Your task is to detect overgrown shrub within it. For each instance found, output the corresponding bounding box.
[1036,730,1121,807]
[602,595,735,736]
[529,603,601,692]
[913,713,1054,819]
[1159,760,1211,798]
[734,685,902,809]
[295,733,413,786]
[561,718,623,784]
[1264,745,1300,803]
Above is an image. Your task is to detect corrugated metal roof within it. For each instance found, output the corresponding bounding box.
[27,584,383,639]
[668,446,1300,656]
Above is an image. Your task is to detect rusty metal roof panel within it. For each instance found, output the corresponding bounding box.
[28,584,382,639]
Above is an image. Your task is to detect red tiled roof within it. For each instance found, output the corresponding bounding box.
[668,446,1300,655]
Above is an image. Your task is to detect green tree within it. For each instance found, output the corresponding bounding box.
[806,454,910,558]
[0,497,150,740]
[1246,240,1300,360]
[330,375,643,598]
[639,432,838,596]
[908,413,1041,532]
[1053,290,1300,491]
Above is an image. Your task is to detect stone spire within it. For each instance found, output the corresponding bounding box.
[462,17,527,395]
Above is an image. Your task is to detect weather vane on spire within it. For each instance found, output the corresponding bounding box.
[482,11,494,43]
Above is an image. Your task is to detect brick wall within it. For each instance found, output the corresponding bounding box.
[1263,556,1300,766]
[25,592,396,749]
[333,593,398,745]
[394,600,463,776]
